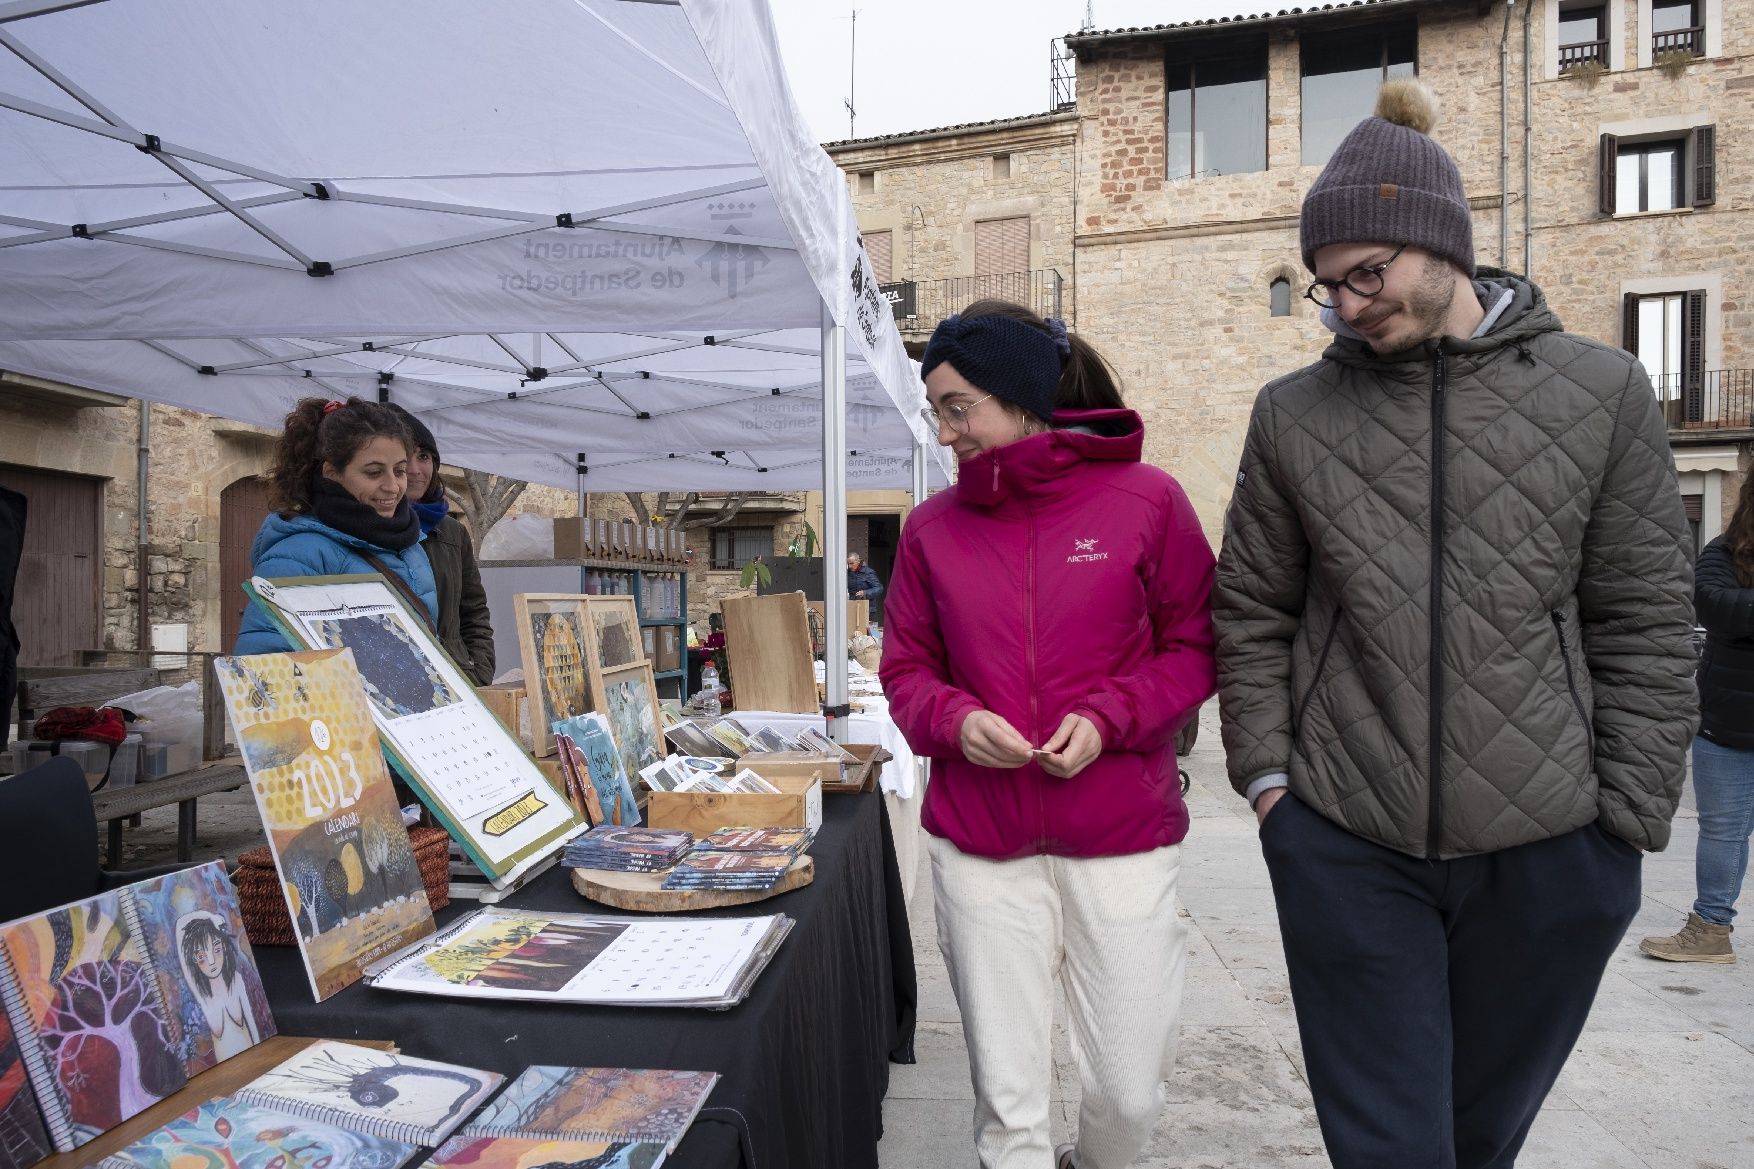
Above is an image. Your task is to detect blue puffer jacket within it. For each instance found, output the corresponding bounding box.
[234,513,438,655]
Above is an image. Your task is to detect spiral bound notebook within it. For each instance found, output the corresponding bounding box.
[231,1039,504,1147]
[466,1065,718,1152]
[0,862,275,1153]
[94,1096,421,1169]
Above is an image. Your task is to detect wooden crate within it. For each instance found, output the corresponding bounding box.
[722,592,816,713]
[646,775,822,836]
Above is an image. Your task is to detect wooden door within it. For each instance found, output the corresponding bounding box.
[0,465,101,667]
[220,476,272,652]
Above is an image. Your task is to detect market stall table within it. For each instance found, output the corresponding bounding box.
[255,791,916,1169]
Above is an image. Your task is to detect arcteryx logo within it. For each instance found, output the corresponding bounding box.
[1067,537,1108,564]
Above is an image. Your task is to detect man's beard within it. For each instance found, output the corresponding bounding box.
[1400,254,1459,346]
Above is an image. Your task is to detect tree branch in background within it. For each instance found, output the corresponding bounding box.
[459,469,527,537]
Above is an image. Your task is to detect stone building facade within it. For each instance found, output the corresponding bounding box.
[829,0,1751,547]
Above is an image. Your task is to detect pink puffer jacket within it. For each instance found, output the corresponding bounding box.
[879,409,1217,860]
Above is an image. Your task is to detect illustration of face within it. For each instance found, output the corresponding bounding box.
[192,933,226,980]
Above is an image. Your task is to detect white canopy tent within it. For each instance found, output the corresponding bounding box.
[0,0,953,724]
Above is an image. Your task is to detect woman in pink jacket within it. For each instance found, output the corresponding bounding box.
[880,301,1216,1169]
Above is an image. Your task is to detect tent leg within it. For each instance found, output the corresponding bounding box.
[820,299,849,742]
[911,440,930,510]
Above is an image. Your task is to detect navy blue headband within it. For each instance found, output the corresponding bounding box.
[920,314,1066,422]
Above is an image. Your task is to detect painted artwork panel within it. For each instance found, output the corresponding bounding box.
[129,861,275,1074]
[514,595,594,758]
[427,1134,663,1169]
[472,1066,717,1146]
[238,1040,503,1146]
[586,599,642,673]
[0,1008,52,1169]
[600,667,662,792]
[307,613,460,718]
[99,1097,417,1169]
[0,892,184,1147]
[215,648,434,1001]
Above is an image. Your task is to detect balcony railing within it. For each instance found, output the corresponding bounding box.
[1652,369,1754,432]
[1558,39,1608,71]
[1652,26,1703,56]
[880,269,1066,334]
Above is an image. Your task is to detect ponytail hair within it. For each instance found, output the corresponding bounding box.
[958,298,1124,412]
[1725,469,1754,587]
[267,397,415,516]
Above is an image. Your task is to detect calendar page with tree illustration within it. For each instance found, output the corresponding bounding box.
[243,576,585,888]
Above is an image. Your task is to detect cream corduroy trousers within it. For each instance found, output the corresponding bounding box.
[927,834,1187,1169]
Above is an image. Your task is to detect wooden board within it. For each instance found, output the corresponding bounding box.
[807,599,870,638]
[570,854,813,912]
[31,1035,397,1169]
[722,592,817,714]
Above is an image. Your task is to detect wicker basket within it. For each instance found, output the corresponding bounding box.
[234,825,452,947]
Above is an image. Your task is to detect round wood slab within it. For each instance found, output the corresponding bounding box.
[569,855,814,912]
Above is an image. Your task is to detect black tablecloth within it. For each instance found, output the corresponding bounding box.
[257,791,917,1169]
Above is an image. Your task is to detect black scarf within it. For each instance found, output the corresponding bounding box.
[311,476,421,551]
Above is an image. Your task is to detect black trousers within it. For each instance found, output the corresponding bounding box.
[1260,793,1642,1169]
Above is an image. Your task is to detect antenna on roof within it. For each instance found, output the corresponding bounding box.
[1081,1,1094,32]
[844,7,858,139]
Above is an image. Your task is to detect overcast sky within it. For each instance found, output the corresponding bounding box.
[768,0,1260,144]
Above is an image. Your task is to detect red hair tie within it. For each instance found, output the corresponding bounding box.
[321,400,344,415]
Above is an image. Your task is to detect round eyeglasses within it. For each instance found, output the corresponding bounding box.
[921,393,994,433]
[1304,244,1408,310]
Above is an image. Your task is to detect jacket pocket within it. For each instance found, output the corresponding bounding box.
[1292,607,1343,741]
[1550,610,1595,756]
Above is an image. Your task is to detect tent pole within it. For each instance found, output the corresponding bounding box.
[911,440,929,509]
[820,299,849,742]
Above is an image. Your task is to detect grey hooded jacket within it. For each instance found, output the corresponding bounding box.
[1214,271,1697,858]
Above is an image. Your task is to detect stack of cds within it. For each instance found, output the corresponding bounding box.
[562,825,694,872]
[660,827,814,892]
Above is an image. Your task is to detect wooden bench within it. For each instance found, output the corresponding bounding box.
[14,658,245,865]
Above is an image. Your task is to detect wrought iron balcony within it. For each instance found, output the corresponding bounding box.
[879,269,1066,335]
[1558,39,1609,71]
[1654,369,1754,434]
[1652,26,1703,57]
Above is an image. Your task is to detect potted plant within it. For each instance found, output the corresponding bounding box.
[1655,48,1693,80]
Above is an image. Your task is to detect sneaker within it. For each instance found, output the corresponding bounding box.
[1054,1143,1078,1169]
[1639,912,1735,963]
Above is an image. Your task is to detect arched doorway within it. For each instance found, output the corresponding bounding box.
[219,476,272,651]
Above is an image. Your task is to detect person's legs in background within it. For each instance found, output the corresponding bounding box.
[1642,735,1754,962]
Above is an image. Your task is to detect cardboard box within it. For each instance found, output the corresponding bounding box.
[607,522,627,558]
[656,625,681,673]
[646,775,822,836]
[668,529,685,562]
[552,518,592,559]
[644,525,661,561]
[641,624,658,666]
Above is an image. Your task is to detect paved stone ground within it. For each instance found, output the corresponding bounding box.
[111,706,1754,1168]
[877,705,1754,1169]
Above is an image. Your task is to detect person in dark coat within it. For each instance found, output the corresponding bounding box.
[385,405,495,686]
[1642,474,1754,963]
[845,553,883,601]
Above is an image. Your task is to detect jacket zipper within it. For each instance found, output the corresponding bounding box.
[1024,500,1044,847]
[1292,607,1343,738]
[1550,611,1595,756]
[1427,350,1448,860]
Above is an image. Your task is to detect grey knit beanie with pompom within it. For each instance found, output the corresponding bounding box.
[1299,78,1475,276]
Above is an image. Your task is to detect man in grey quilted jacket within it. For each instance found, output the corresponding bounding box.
[1214,78,1696,1168]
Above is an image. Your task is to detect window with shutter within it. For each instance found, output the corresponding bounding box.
[864,231,892,284]
[974,217,1030,277]
[1622,291,1639,354]
[1598,133,1618,216]
[1681,493,1703,522]
[1692,124,1715,207]
[1684,288,1707,421]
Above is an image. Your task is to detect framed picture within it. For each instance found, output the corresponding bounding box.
[514,594,596,757]
[583,596,643,673]
[598,663,665,789]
